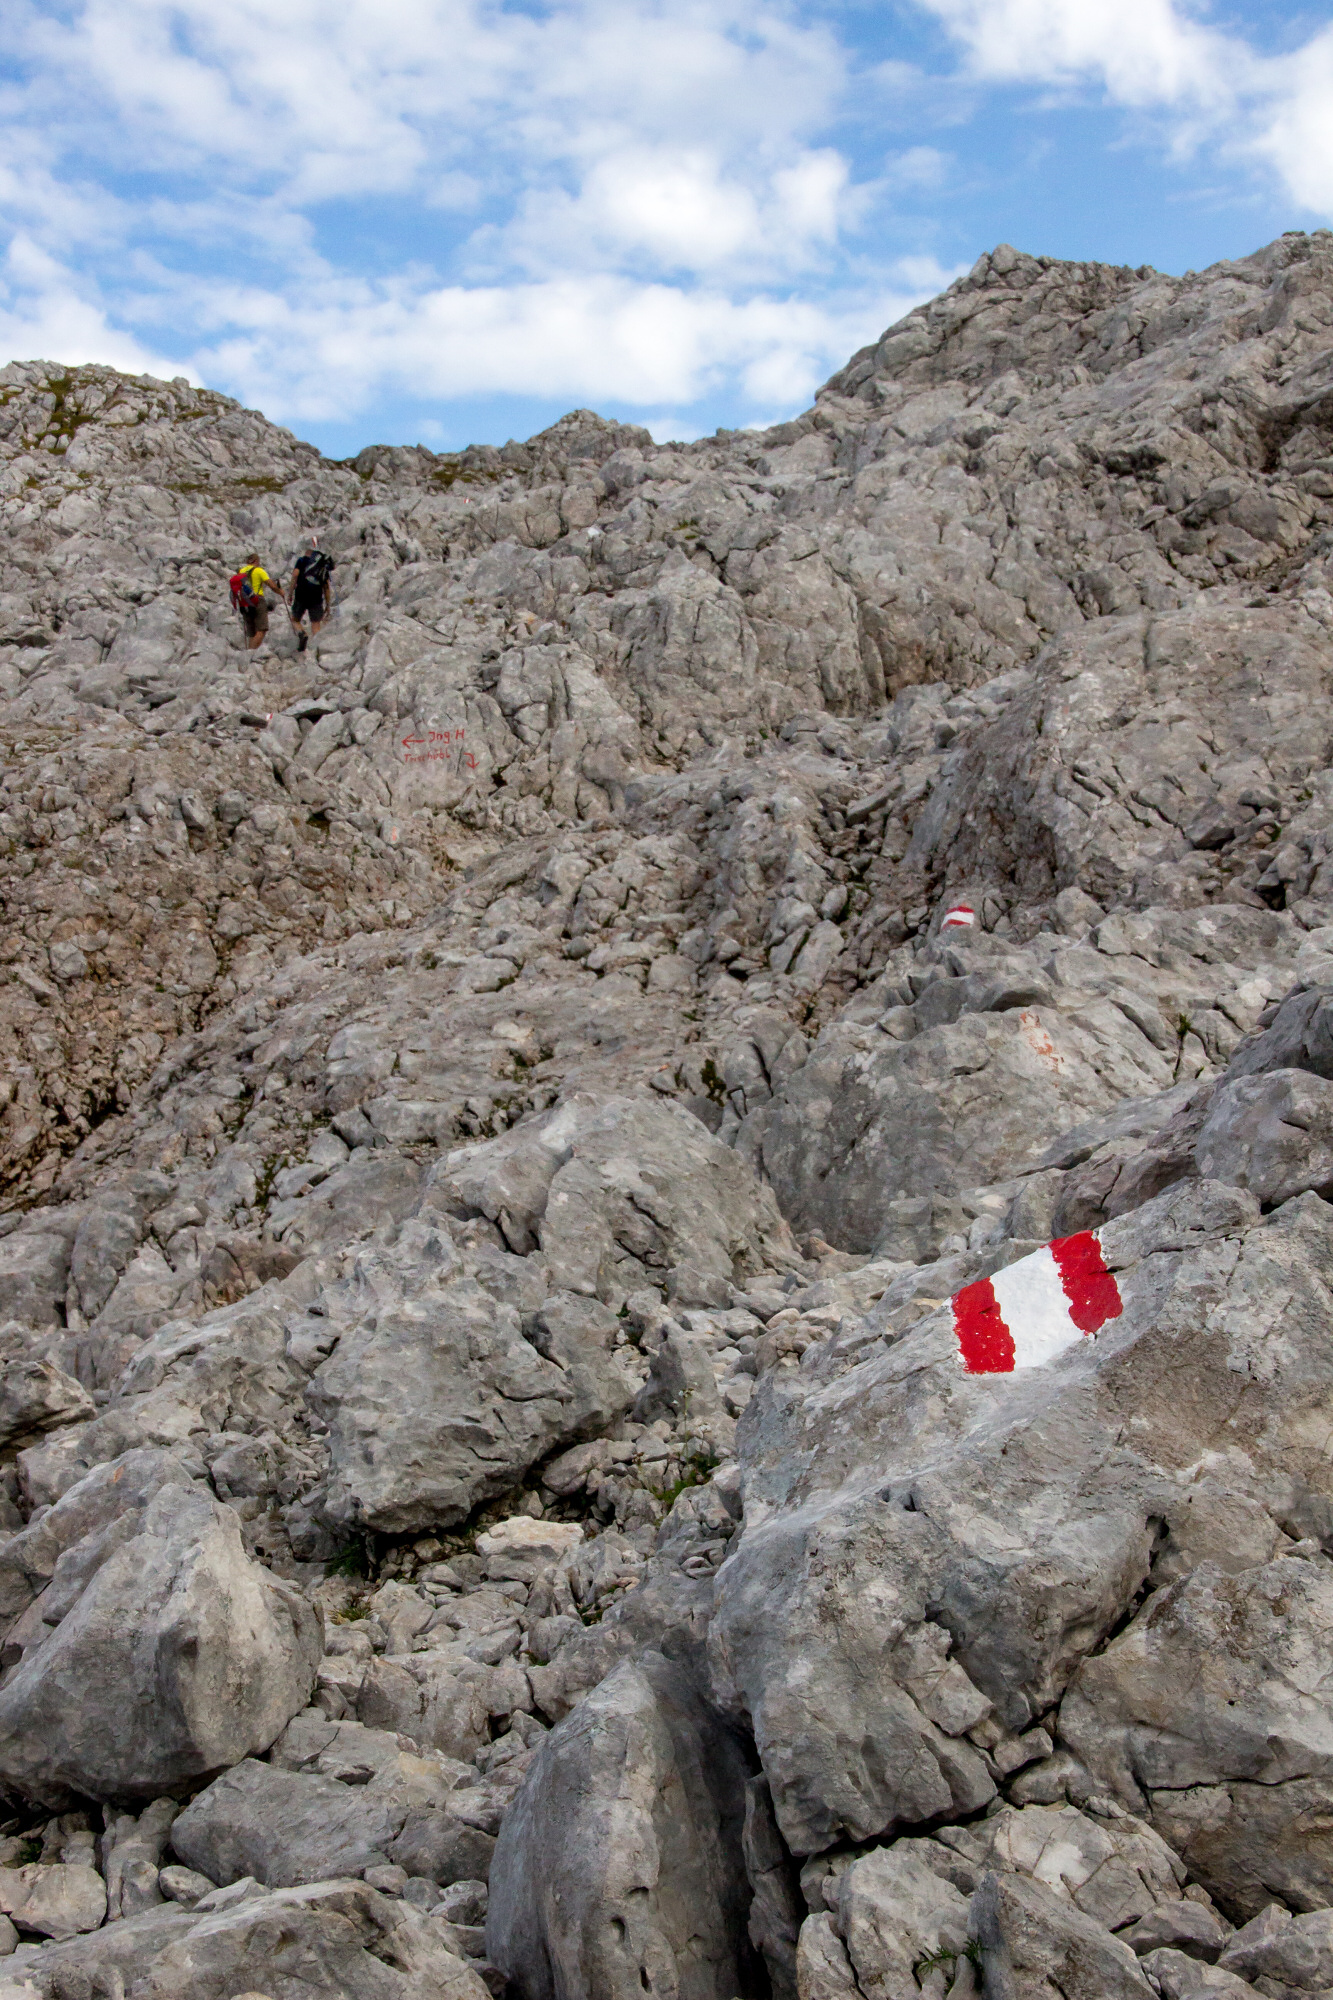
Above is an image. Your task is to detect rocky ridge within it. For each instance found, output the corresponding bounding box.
[4,231,1333,1997]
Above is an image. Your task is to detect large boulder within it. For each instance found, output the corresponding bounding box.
[269,1711,497,1887]
[356,1645,532,1764]
[971,1868,1155,2000]
[1193,1069,1333,1206]
[1226,984,1333,1083]
[0,1478,320,1804]
[1218,1904,1333,1992]
[308,1218,642,1533]
[0,1446,191,1633]
[751,984,1171,1253]
[170,1751,465,1890]
[794,1818,1165,2000]
[18,1877,488,1999]
[1061,1555,1333,1919]
[487,1651,759,2000]
[708,1181,1333,1859]
[437,1094,799,1296]
[799,1838,973,2000]
[0,1327,93,1450]
[0,1227,71,1330]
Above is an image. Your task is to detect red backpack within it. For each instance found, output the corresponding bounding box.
[229,568,260,610]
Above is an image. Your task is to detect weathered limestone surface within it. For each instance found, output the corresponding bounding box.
[6,234,1333,1995]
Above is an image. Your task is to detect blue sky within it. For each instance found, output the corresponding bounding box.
[2,0,1331,455]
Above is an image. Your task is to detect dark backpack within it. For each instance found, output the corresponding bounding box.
[300,551,333,590]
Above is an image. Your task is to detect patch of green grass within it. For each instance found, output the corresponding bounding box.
[430,462,510,491]
[326,1537,373,1580]
[253,1150,288,1208]
[914,1943,983,1984]
[699,1057,728,1108]
[651,1443,721,1511]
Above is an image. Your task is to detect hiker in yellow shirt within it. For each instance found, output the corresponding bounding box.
[230,556,287,651]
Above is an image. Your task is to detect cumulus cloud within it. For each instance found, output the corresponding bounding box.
[918,0,1236,106]
[0,234,185,380]
[918,0,1333,212]
[1251,26,1333,214]
[171,267,935,422]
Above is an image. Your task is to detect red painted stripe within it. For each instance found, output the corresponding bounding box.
[1049,1231,1123,1335]
[952,1277,1015,1373]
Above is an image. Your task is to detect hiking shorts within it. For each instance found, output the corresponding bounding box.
[292,586,325,624]
[241,600,269,638]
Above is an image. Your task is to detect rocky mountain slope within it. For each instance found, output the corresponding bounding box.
[4,229,1333,1997]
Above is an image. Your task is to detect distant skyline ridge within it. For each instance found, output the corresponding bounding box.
[2,0,1329,456]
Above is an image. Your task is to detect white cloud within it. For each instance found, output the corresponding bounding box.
[501,144,852,281]
[16,0,1333,448]
[14,0,845,211]
[916,0,1333,218]
[1251,27,1333,214]
[171,268,928,421]
[918,0,1236,106]
[0,234,184,379]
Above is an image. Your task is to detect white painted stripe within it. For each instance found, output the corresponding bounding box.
[989,1246,1085,1370]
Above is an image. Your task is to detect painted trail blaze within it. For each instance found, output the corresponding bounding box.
[951,1230,1123,1374]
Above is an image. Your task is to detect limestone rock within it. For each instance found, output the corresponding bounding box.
[487,1652,758,2000]
[19,1878,489,1998]
[1194,1069,1333,1205]
[1217,1904,1333,1993]
[708,1182,1333,1856]
[1062,1555,1333,1918]
[0,1483,320,1803]
[170,1752,462,1890]
[0,1863,106,1939]
[307,1222,641,1533]
[6,234,1333,2000]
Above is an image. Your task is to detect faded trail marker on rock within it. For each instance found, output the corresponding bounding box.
[941,903,976,929]
[951,1231,1123,1373]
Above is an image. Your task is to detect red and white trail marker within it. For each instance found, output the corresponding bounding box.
[951,1231,1122,1374]
[942,904,976,929]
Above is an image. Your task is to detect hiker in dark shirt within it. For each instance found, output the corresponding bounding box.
[289,533,336,652]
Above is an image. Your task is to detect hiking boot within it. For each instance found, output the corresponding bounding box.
[297,631,308,652]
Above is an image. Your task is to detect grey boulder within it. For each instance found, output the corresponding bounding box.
[707,1181,1333,1857]
[0,1862,106,1939]
[1194,1069,1333,1205]
[171,1751,465,1890]
[752,991,1170,1254]
[0,1333,93,1450]
[0,1482,320,1803]
[795,1829,1161,2000]
[20,1877,488,1998]
[1226,985,1333,1083]
[308,1220,641,1533]
[804,1838,973,2000]
[1121,1902,1233,1963]
[1217,1903,1333,1993]
[970,1868,1154,2000]
[1061,1555,1333,1919]
[440,1093,799,1296]
[487,1651,757,2000]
